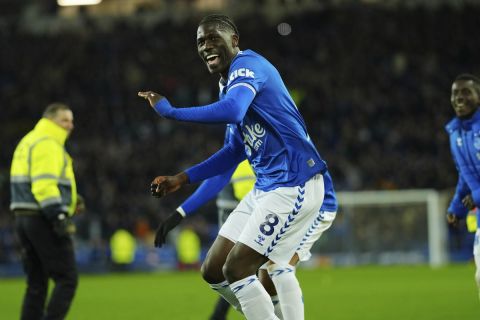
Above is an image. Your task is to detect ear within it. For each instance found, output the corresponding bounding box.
[232,34,239,48]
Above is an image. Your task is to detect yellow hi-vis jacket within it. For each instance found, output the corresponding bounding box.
[110,229,136,264]
[10,118,77,216]
[231,159,256,201]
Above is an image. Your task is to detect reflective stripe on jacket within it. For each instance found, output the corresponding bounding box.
[10,118,77,215]
[230,159,256,201]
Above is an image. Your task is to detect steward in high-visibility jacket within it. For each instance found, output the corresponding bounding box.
[216,159,256,225]
[10,103,79,320]
[10,112,77,218]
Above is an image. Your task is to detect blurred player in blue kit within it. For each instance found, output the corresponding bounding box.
[445,73,480,302]
[139,14,337,319]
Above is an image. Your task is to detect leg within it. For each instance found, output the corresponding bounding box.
[258,268,283,319]
[266,255,303,320]
[44,240,78,320]
[268,210,336,320]
[201,235,234,284]
[206,195,256,313]
[22,216,78,320]
[227,175,325,320]
[15,216,49,320]
[224,242,277,320]
[202,235,242,311]
[209,296,231,320]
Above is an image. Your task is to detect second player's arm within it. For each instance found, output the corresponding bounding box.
[152,136,246,198]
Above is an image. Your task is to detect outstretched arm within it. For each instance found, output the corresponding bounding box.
[138,85,255,124]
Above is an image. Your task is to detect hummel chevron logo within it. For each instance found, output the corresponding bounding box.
[232,277,256,294]
[269,267,294,277]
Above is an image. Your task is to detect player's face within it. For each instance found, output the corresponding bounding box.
[451,80,480,118]
[51,109,74,135]
[197,23,239,77]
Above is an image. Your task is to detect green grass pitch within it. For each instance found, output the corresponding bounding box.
[0,264,478,319]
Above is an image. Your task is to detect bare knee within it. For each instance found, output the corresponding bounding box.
[223,258,248,283]
[223,245,267,283]
[201,257,225,284]
[200,236,234,284]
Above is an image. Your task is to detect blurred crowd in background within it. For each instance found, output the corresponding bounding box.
[1,2,479,271]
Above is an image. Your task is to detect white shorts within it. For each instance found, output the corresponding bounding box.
[295,210,336,262]
[219,174,327,265]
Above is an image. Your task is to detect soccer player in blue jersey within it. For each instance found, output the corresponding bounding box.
[154,132,337,320]
[139,14,336,319]
[445,73,480,302]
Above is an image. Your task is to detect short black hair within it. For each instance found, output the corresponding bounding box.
[455,73,480,84]
[43,103,70,119]
[199,14,239,36]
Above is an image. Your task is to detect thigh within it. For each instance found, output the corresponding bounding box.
[202,235,236,283]
[22,216,76,276]
[218,190,255,243]
[296,210,337,262]
[226,241,269,278]
[15,217,48,280]
[238,174,325,265]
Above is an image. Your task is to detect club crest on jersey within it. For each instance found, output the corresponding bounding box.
[457,137,462,147]
[227,68,255,85]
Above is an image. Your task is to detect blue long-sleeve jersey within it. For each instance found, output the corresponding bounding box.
[155,49,327,191]
[178,126,338,216]
[445,108,480,226]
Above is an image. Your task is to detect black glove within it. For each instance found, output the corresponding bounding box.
[51,213,76,238]
[154,211,184,248]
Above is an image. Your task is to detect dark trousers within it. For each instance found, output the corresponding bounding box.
[15,214,78,320]
[209,296,231,320]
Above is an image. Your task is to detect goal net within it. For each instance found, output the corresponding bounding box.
[309,189,450,267]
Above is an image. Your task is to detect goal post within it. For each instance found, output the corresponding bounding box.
[312,189,450,267]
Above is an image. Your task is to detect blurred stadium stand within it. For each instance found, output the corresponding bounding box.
[0,0,479,274]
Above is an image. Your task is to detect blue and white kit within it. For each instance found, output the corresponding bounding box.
[178,127,338,263]
[445,110,480,287]
[155,49,335,264]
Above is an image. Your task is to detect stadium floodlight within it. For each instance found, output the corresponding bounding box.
[57,0,102,6]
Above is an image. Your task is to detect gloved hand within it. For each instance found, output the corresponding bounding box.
[154,210,184,248]
[51,213,76,238]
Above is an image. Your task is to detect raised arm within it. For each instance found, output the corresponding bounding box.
[138,84,255,124]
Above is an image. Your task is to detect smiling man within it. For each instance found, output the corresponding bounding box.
[445,73,480,302]
[139,14,337,320]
